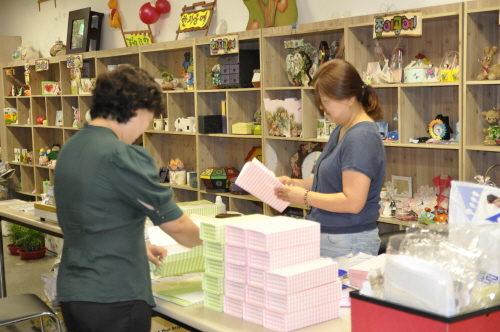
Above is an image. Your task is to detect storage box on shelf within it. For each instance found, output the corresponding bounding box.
[462,0,500,182]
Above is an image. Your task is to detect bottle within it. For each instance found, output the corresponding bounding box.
[215,196,226,214]
[221,99,227,134]
[390,200,396,217]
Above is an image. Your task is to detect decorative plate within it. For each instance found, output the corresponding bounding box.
[290,142,325,179]
[265,144,278,173]
[286,51,313,86]
[301,151,321,180]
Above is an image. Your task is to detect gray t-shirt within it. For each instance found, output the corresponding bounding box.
[306,122,386,234]
[54,125,183,307]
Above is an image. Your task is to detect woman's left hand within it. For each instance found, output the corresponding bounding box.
[275,185,307,205]
[146,244,167,266]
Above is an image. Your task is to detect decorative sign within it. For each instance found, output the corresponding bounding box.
[4,68,15,76]
[35,59,49,72]
[210,35,238,55]
[180,10,211,31]
[373,11,422,39]
[284,39,304,49]
[66,54,83,68]
[125,35,152,47]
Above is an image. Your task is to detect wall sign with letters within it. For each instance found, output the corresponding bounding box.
[210,35,239,55]
[373,11,422,39]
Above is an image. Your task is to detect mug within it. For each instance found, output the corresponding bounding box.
[164,118,169,131]
[153,119,164,130]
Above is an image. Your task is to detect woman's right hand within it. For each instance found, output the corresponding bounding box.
[277,176,294,186]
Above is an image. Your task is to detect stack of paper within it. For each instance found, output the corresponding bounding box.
[205,258,225,278]
[232,122,254,135]
[225,279,246,301]
[152,277,204,307]
[177,200,219,218]
[246,284,266,307]
[244,302,265,325]
[235,158,290,212]
[225,245,247,266]
[41,272,58,306]
[348,254,387,289]
[202,273,225,294]
[224,295,245,318]
[248,242,320,270]
[149,245,204,278]
[225,262,247,283]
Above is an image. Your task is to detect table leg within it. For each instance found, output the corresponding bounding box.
[0,219,6,297]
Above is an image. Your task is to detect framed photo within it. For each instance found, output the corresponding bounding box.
[66,54,83,68]
[66,7,104,54]
[35,59,49,72]
[42,81,57,95]
[391,175,413,198]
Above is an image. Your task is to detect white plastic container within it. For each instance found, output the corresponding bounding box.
[215,196,226,214]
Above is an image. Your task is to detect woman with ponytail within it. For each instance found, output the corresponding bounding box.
[275,59,386,258]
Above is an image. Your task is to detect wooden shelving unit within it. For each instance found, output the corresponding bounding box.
[1,1,496,223]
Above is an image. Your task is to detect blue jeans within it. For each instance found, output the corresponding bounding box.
[320,228,381,259]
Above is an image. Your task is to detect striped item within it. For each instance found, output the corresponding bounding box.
[248,242,320,270]
[247,267,266,289]
[225,244,247,266]
[265,281,341,313]
[205,258,225,278]
[225,218,271,247]
[225,262,247,283]
[246,216,320,251]
[204,291,224,312]
[244,302,264,326]
[235,158,290,212]
[200,214,270,243]
[265,258,338,295]
[149,245,204,278]
[203,241,225,261]
[177,200,219,218]
[263,301,340,332]
[202,273,224,295]
[246,285,266,307]
[224,296,244,318]
[225,279,246,301]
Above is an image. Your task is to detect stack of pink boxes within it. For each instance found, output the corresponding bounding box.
[224,216,341,332]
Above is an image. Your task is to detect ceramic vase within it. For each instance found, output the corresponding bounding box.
[50,38,66,57]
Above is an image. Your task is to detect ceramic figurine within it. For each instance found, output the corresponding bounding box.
[39,148,49,166]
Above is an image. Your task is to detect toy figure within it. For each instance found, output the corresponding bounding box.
[481,107,500,145]
[212,64,221,88]
[184,71,194,90]
[426,64,435,79]
[478,46,500,80]
[72,106,80,128]
[47,144,60,161]
[39,148,49,166]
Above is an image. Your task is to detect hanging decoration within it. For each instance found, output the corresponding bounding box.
[139,0,171,25]
[108,0,122,29]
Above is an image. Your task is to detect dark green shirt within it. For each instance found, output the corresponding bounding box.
[54,125,183,306]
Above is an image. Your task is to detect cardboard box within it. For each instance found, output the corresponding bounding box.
[350,290,500,332]
[151,316,189,332]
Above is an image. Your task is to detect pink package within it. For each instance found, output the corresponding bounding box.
[225,219,271,247]
[224,296,244,319]
[225,244,247,266]
[244,302,265,326]
[246,216,320,252]
[248,242,320,271]
[265,258,338,295]
[263,300,340,332]
[225,279,246,302]
[248,267,266,288]
[265,281,341,314]
[246,284,266,307]
[225,262,247,283]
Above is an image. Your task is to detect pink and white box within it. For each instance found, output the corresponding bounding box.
[245,216,320,251]
[225,279,246,301]
[265,281,341,313]
[225,244,247,266]
[248,267,266,288]
[246,284,266,307]
[224,296,244,318]
[264,301,340,332]
[244,302,264,326]
[225,262,247,283]
[265,258,338,295]
[225,218,271,247]
[248,242,320,271]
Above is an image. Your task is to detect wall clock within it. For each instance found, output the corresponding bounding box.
[428,119,446,139]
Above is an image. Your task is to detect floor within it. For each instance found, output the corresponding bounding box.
[0,235,58,332]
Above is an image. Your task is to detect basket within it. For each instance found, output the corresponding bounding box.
[474,164,500,186]
[440,51,459,82]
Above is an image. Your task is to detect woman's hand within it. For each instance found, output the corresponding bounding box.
[146,244,167,266]
[275,185,308,205]
[277,176,294,186]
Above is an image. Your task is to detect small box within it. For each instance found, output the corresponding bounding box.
[225,244,247,266]
[247,241,320,271]
[225,262,247,283]
[198,115,223,134]
[246,285,266,307]
[244,302,264,325]
[202,273,224,294]
[205,258,225,278]
[224,296,244,318]
[204,291,224,312]
[225,279,246,301]
[203,241,225,261]
[350,290,500,332]
[248,267,266,289]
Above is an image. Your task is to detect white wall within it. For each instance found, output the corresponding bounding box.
[0,0,466,58]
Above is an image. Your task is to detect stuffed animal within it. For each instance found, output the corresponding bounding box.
[481,107,500,145]
[478,46,500,80]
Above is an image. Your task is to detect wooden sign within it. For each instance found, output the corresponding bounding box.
[176,1,217,40]
[210,35,238,55]
[35,59,49,72]
[125,34,152,47]
[373,11,422,39]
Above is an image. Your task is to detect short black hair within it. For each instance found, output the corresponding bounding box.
[90,64,164,123]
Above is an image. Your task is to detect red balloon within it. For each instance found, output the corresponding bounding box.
[155,0,171,14]
[139,2,160,24]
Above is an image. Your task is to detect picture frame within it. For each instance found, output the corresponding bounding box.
[65,7,104,55]
[66,54,83,68]
[391,175,413,198]
[35,59,49,72]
